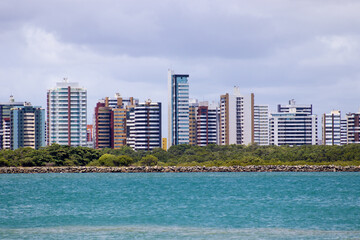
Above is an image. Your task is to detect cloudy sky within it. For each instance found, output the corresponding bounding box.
[1,0,359,137]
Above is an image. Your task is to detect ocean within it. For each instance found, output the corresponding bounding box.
[1,172,359,239]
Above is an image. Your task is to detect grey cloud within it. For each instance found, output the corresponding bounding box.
[1,0,360,136]
[2,1,360,59]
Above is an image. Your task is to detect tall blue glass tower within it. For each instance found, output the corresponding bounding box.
[168,70,189,146]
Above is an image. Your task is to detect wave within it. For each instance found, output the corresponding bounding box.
[1,225,359,240]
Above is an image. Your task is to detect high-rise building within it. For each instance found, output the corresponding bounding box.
[346,112,360,144]
[112,107,129,149]
[0,96,26,149]
[340,119,348,145]
[47,79,87,146]
[219,87,254,145]
[168,70,189,146]
[127,100,161,151]
[2,118,11,149]
[94,102,112,149]
[322,110,341,145]
[189,99,198,146]
[270,99,318,146]
[10,104,46,150]
[254,105,269,146]
[196,102,219,146]
[93,94,137,149]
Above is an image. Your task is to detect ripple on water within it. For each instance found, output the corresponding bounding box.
[1,172,359,239]
[1,226,360,240]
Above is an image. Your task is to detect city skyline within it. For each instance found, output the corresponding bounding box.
[1,83,360,149]
[1,77,360,143]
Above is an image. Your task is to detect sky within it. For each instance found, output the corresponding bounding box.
[1,0,360,138]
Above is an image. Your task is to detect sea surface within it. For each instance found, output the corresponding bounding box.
[0,172,359,239]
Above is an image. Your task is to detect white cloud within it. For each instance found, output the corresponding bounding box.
[297,35,360,66]
[319,35,358,51]
[23,27,66,63]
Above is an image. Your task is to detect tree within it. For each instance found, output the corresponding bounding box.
[151,148,169,162]
[168,144,192,156]
[98,154,118,166]
[114,155,133,166]
[20,157,35,167]
[140,155,158,166]
[46,144,70,166]
[0,157,9,167]
[29,149,53,166]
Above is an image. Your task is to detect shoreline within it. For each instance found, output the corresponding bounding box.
[1,165,360,174]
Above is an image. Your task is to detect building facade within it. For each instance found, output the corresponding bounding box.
[168,70,189,146]
[127,100,161,151]
[189,99,198,146]
[0,96,26,149]
[322,110,341,145]
[2,118,11,149]
[47,79,87,146]
[10,105,46,150]
[346,112,360,144]
[93,95,137,149]
[94,102,112,149]
[340,119,348,145]
[254,105,269,146]
[196,102,219,146]
[270,100,318,146]
[219,87,254,145]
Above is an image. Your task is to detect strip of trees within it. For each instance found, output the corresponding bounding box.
[1,143,360,167]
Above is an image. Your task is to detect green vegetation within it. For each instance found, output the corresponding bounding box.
[139,155,158,166]
[1,143,360,167]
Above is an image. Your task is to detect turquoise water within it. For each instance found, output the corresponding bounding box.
[1,172,359,239]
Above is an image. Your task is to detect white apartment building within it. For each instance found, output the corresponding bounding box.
[322,110,341,145]
[219,87,254,145]
[127,100,161,151]
[254,105,269,146]
[2,118,11,149]
[340,119,348,145]
[270,100,318,146]
[47,79,87,146]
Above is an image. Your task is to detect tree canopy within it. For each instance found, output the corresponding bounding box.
[1,143,360,167]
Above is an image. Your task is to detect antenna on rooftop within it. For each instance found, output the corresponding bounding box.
[63,77,68,83]
[9,95,14,103]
